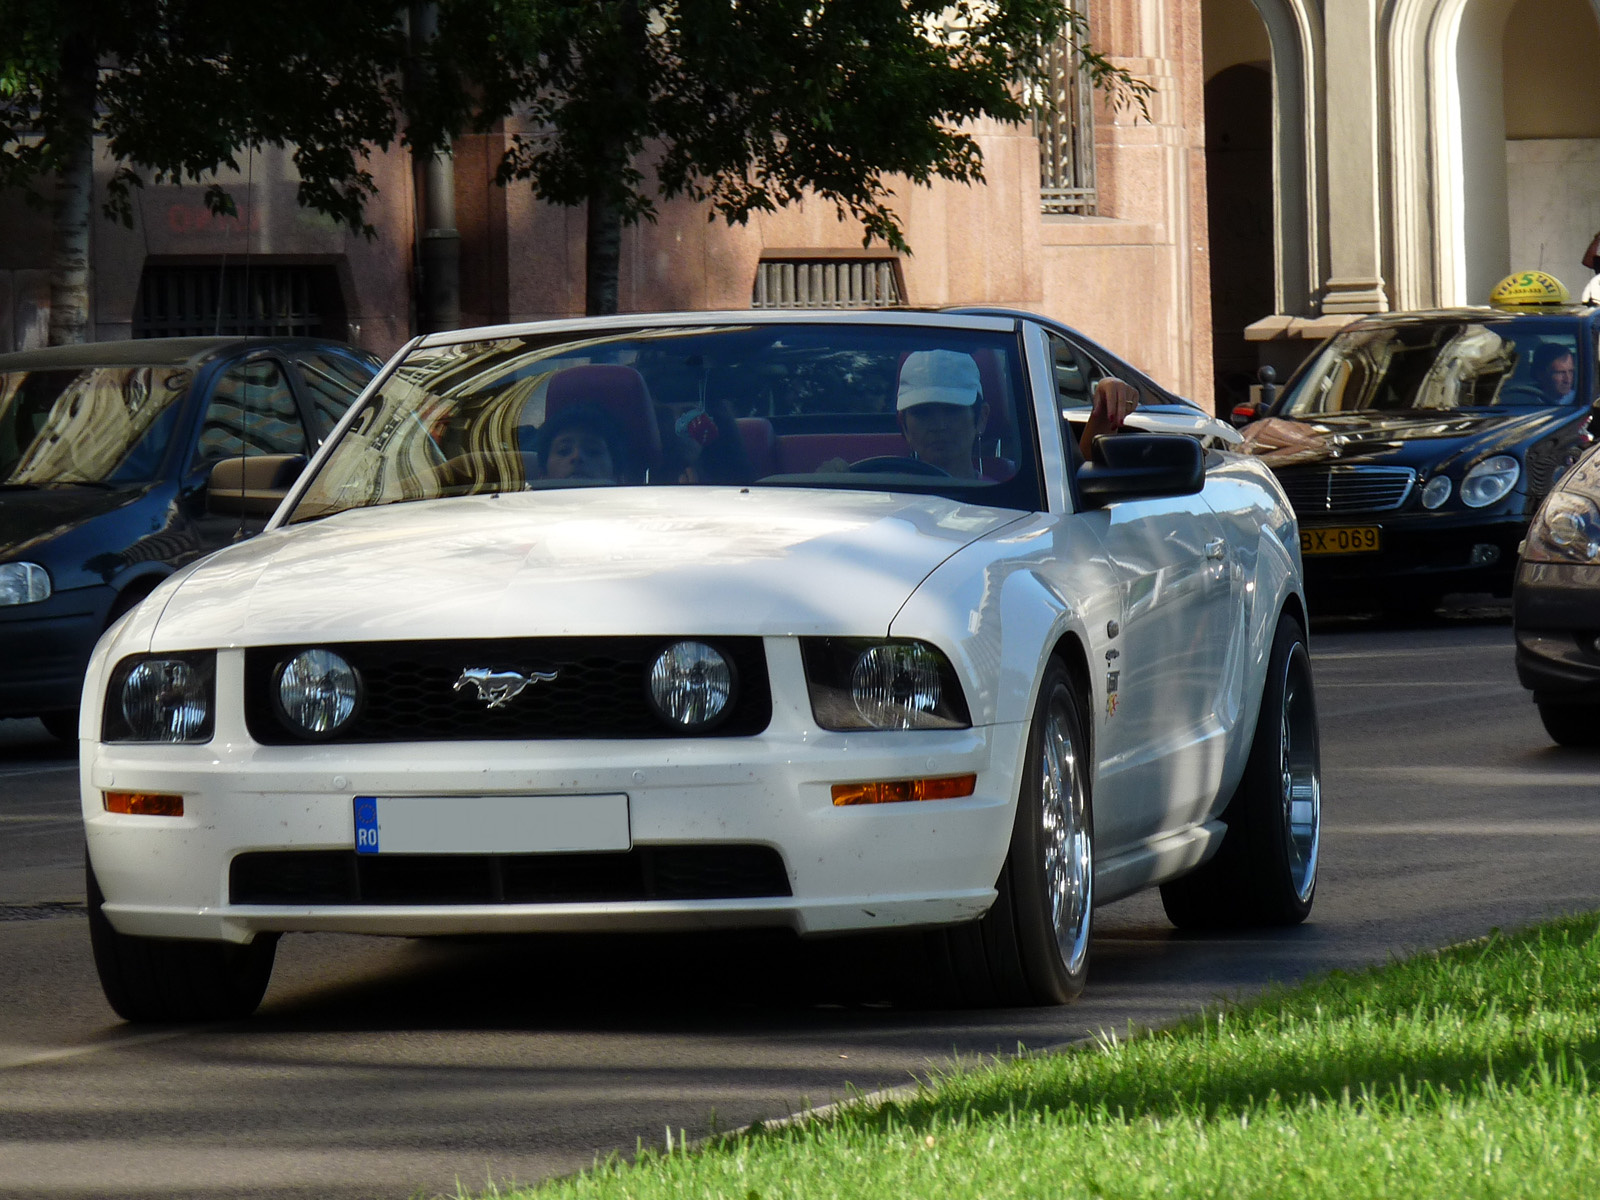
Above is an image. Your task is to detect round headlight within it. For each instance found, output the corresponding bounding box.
[122,659,210,742]
[648,641,733,729]
[1461,455,1520,508]
[851,643,943,730]
[1420,475,1452,509]
[276,649,361,737]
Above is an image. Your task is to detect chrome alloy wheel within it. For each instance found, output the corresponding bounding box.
[1278,642,1320,904]
[1039,693,1093,973]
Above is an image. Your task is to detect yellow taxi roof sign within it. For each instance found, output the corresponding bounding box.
[1490,271,1570,307]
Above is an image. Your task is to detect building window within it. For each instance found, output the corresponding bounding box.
[751,256,903,309]
[133,264,346,339]
[1033,18,1097,216]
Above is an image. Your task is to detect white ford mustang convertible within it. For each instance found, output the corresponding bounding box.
[79,309,1320,1020]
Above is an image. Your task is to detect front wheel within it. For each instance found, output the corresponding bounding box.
[1537,702,1600,748]
[928,659,1094,1006]
[88,857,278,1022]
[1161,613,1321,929]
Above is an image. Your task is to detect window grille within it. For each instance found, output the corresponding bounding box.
[751,258,902,309]
[1033,19,1097,216]
[133,264,344,338]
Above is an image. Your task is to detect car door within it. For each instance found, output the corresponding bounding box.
[186,354,316,550]
[287,347,380,446]
[1044,330,1235,850]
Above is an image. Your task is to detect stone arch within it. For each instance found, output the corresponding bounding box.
[1206,63,1275,408]
[1243,0,1325,315]
[1386,0,1600,308]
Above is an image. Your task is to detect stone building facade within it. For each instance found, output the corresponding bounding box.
[1201,0,1600,408]
[0,1,1218,407]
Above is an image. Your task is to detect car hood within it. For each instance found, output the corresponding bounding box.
[0,485,150,558]
[1239,408,1582,470]
[151,487,1028,647]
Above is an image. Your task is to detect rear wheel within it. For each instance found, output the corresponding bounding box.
[1537,702,1600,748]
[1161,613,1320,929]
[927,659,1093,1006]
[87,857,277,1022]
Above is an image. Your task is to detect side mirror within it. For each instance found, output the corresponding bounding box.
[1077,433,1205,508]
[1230,402,1262,428]
[207,454,307,518]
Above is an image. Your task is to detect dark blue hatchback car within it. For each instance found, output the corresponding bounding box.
[1239,306,1598,613]
[0,337,378,737]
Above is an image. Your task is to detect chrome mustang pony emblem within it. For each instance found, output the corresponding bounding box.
[453,667,559,709]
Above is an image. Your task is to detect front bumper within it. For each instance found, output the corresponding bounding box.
[1513,560,1600,701]
[1297,511,1526,597]
[83,646,1029,944]
[0,585,108,717]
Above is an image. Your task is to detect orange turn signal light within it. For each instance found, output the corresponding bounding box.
[103,791,184,817]
[831,774,977,807]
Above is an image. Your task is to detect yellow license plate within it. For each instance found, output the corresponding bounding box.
[1300,526,1381,556]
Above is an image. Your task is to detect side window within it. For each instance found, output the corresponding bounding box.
[194,359,310,467]
[1047,332,1105,412]
[294,350,376,442]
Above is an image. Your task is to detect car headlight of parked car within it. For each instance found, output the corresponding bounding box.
[0,562,51,605]
[1461,455,1520,508]
[801,638,971,730]
[1523,455,1600,564]
[1420,475,1452,509]
[103,653,216,743]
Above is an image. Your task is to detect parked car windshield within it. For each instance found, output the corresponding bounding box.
[0,366,192,486]
[1280,319,1584,416]
[287,321,1039,523]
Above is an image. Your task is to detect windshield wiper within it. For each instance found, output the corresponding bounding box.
[46,479,116,489]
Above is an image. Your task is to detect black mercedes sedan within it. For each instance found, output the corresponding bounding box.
[1239,307,1598,613]
[0,337,379,738]
[1513,438,1600,747]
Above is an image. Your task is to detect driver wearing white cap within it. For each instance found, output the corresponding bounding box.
[895,349,1139,478]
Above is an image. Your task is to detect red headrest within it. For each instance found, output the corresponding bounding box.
[543,365,663,471]
[736,416,776,477]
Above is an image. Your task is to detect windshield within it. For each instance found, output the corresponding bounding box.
[1280,320,1584,417]
[287,322,1039,523]
[0,366,192,486]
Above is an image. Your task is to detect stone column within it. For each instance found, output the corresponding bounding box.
[1320,0,1389,312]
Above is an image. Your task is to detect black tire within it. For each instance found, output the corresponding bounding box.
[1537,702,1600,749]
[928,659,1094,1006]
[1160,613,1320,929]
[39,710,78,742]
[87,856,278,1022]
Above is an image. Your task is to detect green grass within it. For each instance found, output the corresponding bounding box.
[477,914,1600,1199]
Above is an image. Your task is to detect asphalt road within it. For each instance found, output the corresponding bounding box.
[2,607,1597,1200]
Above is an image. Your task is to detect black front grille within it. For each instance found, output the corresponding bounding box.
[1277,465,1416,514]
[229,846,792,905]
[244,637,770,744]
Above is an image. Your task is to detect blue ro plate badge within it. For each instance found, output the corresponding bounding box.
[352,794,631,855]
[354,797,381,854]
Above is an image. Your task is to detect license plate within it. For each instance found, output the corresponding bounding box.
[1300,525,1381,556]
[353,794,631,855]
